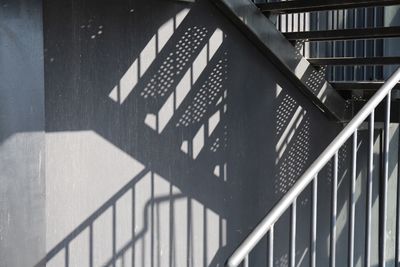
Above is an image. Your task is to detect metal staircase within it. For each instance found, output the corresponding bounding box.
[226,67,400,267]
[258,0,400,94]
[257,1,400,13]
[214,0,400,266]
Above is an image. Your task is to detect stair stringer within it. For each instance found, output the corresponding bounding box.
[213,0,351,122]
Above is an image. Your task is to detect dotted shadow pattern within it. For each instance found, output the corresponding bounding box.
[209,126,228,154]
[140,26,208,99]
[276,94,298,138]
[303,68,327,95]
[177,57,228,127]
[275,117,311,194]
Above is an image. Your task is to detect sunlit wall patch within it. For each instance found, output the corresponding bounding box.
[108,8,190,104]
[144,28,224,134]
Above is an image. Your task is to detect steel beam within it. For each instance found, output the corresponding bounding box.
[284,27,400,41]
[257,0,400,14]
[308,57,400,66]
[331,82,400,91]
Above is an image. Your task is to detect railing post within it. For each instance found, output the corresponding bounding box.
[243,255,249,267]
[366,111,375,267]
[224,67,400,267]
[268,225,274,267]
[381,93,391,267]
[311,175,318,267]
[330,152,338,267]
[290,199,297,267]
[349,131,357,267]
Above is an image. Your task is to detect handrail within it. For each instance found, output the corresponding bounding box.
[226,67,400,267]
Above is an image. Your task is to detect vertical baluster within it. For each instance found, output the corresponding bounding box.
[311,175,318,267]
[330,152,338,267]
[397,131,400,267]
[290,199,297,267]
[303,12,307,57]
[285,13,288,33]
[268,225,274,267]
[353,9,357,80]
[316,12,320,59]
[243,254,249,267]
[396,120,400,267]
[349,131,357,267]
[363,8,367,81]
[381,93,391,267]
[277,15,281,31]
[373,7,377,80]
[292,12,294,33]
[291,13,294,33]
[366,111,375,267]
[334,9,338,80]
[342,9,346,81]
[331,10,335,80]
[397,116,400,267]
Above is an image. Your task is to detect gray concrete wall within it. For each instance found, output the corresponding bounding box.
[41,0,342,266]
[4,1,399,267]
[0,0,46,266]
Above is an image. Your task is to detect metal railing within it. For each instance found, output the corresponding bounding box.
[226,67,400,267]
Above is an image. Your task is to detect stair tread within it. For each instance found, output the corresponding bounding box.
[308,56,400,66]
[331,81,400,90]
[284,26,400,41]
[215,0,350,121]
[257,0,400,14]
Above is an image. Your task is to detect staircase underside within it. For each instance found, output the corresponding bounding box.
[214,0,350,121]
[219,1,400,266]
[284,26,400,41]
[308,57,400,66]
[257,0,400,13]
[332,81,400,91]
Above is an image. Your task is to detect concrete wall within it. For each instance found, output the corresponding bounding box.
[41,0,342,266]
[5,0,400,267]
[0,0,46,266]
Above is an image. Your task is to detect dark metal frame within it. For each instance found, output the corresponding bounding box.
[308,57,400,66]
[226,65,400,267]
[214,0,350,121]
[332,82,400,91]
[257,0,400,14]
[284,26,400,41]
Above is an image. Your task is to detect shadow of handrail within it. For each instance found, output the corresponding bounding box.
[100,194,185,267]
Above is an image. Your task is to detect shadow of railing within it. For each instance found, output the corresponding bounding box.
[37,0,386,266]
[35,168,149,266]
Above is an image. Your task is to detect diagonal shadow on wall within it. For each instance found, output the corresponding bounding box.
[36,0,354,266]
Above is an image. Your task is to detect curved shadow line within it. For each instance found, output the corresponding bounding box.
[101,194,185,267]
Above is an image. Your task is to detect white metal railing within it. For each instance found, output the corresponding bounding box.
[226,67,400,267]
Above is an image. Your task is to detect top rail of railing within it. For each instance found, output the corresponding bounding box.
[226,67,400,267]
